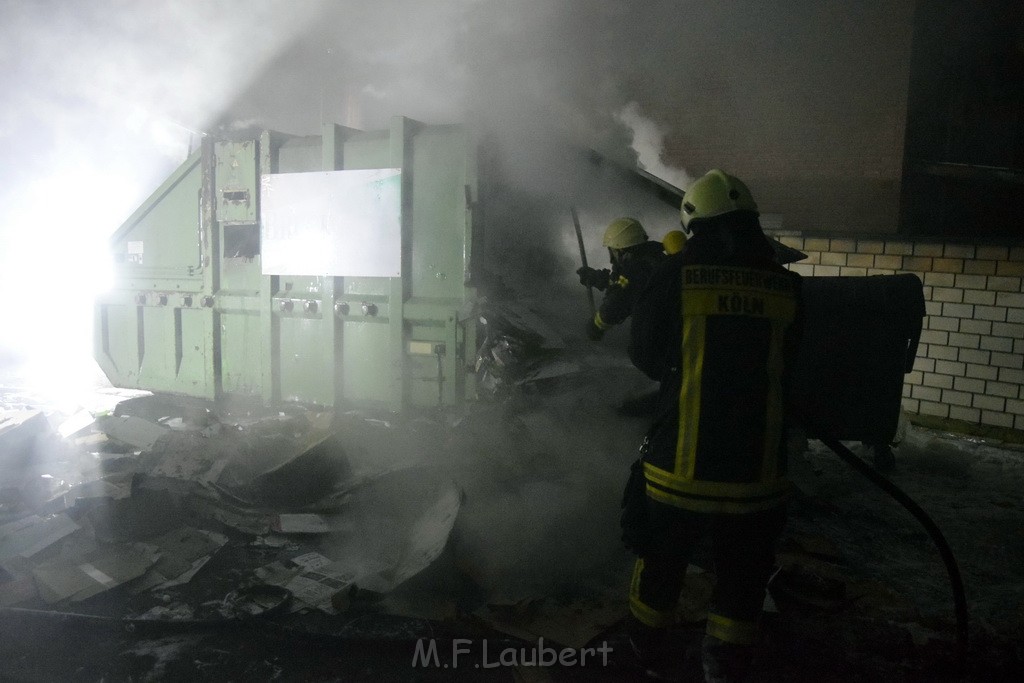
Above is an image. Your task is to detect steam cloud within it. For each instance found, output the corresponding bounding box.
[0,0,706,384]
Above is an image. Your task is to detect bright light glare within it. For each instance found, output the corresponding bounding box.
[0,165,137,411]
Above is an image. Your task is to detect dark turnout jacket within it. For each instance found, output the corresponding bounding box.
[596,241,666,330]
[629,220,802,514]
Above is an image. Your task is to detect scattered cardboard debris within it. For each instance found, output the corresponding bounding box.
[254,552,359,613]
[898,621,950,647]
[0,513,81,574]
[97,415,168,450]
[84,487,179,543]
[497,302,567,350]
[136,603,196,621]
[157,412,220,437]
[33,542,160,603]
[378,591,459,622]
[74,433,109,448]
[142,440,222,484]
[130,526,228,593]
[271,513,331,534]
[0,573,37,607]
[0,487,26,524]
[252,432,351,508]
[781,533,845,563]
[248,470,463,612]
[250,535,292,549]
[844,578,921,623]
[280,568,356,612]
[0,410,50,471]
[57,411,96,439]
[769,562,848,611]
[515,361,583,386]
[40,474,133,515]
[0,410,49,441]
[185,493,272,536]
[475,592,626,649]
[339,469,462,594]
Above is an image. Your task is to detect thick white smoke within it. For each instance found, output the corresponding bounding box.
[0,0,918,606]
[616,102,694,191]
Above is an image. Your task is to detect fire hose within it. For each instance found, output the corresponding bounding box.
[806,421,969,675]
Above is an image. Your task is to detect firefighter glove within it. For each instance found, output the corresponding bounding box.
[576,266,610,291]
[585,318,605,341]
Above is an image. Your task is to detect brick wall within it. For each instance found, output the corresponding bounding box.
[771,233,1024,432]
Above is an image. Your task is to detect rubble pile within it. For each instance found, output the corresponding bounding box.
[0,400,466,618]
[0,302,649,660]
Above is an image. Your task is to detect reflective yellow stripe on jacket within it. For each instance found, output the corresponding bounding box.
[644,264,797,514]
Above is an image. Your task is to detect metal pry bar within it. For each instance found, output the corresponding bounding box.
[570,206,596,316]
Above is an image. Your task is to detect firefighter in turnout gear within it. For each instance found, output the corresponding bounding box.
[577,217,667,341]
[622,170,802,682]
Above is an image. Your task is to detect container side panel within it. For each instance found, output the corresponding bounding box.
[340,318,395,406]
[174,308,212,398]
[409,128,469,301]
[220,311,262,397]
[111,161,203,275]
[221,255,262,292]
[279,316,333,405]
[97,305,143,387]
[342,277,392,298]
[137,307,178,391]
[276,275,323,300]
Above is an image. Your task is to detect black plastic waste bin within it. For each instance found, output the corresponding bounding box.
[790,274,926,444]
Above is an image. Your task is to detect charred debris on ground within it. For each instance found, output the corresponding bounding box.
[1,300,1023,680]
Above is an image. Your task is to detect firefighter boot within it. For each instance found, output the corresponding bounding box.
[628,616,702,682]
[628,616,681,680]
[701,634,753,683]
[628,615,665,668]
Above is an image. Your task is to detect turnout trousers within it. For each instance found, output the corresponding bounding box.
[629,502,787,644]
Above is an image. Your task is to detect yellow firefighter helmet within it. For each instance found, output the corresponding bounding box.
[680,169,758,230]
[602,217,648,249]
[662,230,687,255]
